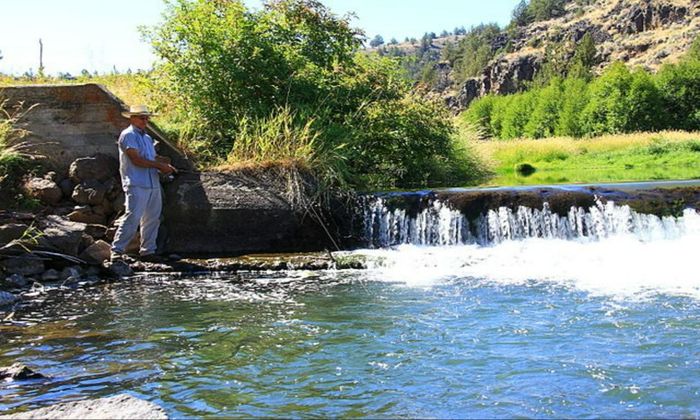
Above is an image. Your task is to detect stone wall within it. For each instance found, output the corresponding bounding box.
[1,84,191,171]
[162,171,338,256]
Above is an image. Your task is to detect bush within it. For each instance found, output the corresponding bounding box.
[145,0,479,189]
[523,77,563,138]
[656,59,700,131]
[579,63,663,136]
[346,94,459,187]
[500,91,537,139]
[556,77,589,137]
[462,95,496,137]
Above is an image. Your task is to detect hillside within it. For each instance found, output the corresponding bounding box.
[372,0,700,111]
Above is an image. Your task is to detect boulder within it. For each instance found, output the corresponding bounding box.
[25,177,63,206]
[39,215,87,256]
[4,274,27,288]
[0,256,45,276]
[60,266,83,281]
[105,227,117,242]
[68,154,119,183]
[84,224,108,240]
[0,291,20,306]
[0,394,167,420]
[79,240,112,264]
[58,178,75,198]
[72,180,107,206]
[113,192,126,215]
[68,206,106,226]
[0,223,28,246]
[0,363,47,381]
[41,269,60,282]
[105,260,134,278]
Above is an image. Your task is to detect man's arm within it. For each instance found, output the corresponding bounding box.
[125,148,176,174]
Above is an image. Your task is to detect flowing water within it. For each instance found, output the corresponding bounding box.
[1,199,700,418]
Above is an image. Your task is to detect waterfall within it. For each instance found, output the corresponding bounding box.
[363,196,697,248]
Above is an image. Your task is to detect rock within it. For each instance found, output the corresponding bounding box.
[483,54,540,95]
[163,171,331,255]
[4,274,27,288]
[43,171,57,182]
[41,269,60,282]
[105,260,134,278]
[71,180,107,206]
[85,265,101,276]
[39,215,87,256]
[103,178,121,199]
[58,178,75,198]
[105,227,117,242]
[24,177,63,206]
[113,192,126,215]
[68,206,106,225]
[80,232,95,247]
[0,223,28,246]
[0,256,45,276]
[0,363,47,381]
[79,240,112,264]
[68,154,119,183]
[452,77,484,110]
[84,224,108,240]
[0,394,167,420]
[60,266,83,281]
[0,291,20,306]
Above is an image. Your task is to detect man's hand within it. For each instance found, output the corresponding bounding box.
[158,162,177,175]
[125,149,178,174]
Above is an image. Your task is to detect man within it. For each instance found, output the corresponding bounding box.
[110,105,176,263]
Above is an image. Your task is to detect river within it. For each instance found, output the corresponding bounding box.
[1,197,699,418]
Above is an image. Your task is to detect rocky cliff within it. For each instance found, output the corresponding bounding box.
[386,0,700,110]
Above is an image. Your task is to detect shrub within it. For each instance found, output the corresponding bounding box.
[500,91,537,139]
[462,95,496,137]
[346,93,458,187]
[523,77,563,138]
[656,59,700,131]
[556,77,590,137]
[145,0,479,189]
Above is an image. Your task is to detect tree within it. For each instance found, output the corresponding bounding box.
[440,30,449,37]
[556,76,589,137]
[524,77,563,138]
[512,0,532,27]
[369,34,384,48]
[580,62,660,135]
[389,37,398,45]
[656,59,700,130]
[568,33,597,80]
[528,0,566,21]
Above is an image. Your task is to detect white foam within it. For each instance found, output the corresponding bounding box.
[350,208,700,299]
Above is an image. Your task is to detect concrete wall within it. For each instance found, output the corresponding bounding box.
[1,84,191,171]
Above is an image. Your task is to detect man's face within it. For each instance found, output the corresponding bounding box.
[130,115,149,130]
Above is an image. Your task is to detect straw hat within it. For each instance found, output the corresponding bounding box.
[121,104,155,118]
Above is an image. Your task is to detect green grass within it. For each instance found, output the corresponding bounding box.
[474,131,700,186]
[0,98,35,205]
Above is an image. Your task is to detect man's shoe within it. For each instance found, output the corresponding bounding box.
[139,254,167,263]
[110,252,136,264]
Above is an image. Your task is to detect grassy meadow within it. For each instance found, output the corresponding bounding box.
[472,131,700,186]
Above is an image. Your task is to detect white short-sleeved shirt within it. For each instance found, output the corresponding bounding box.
[117,125,160,190]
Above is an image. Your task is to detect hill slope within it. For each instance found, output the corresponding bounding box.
[373,0,700,111]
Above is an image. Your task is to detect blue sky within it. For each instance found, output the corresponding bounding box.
[0,0,518,76]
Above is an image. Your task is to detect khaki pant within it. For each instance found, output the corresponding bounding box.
[111,186,162,255]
